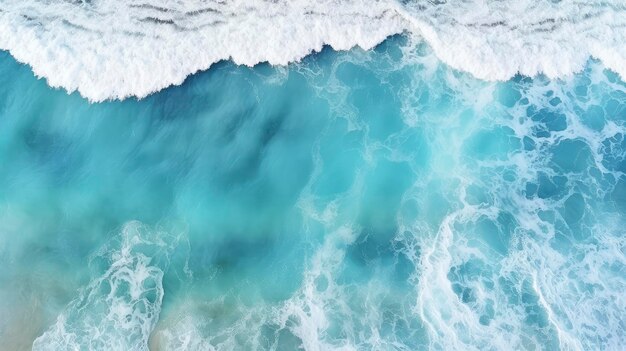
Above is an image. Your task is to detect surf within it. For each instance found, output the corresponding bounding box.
[1,0,625,101]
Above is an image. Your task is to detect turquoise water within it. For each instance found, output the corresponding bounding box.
[0,36,625,350]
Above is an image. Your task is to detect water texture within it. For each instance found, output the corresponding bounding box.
[0,35,625,350]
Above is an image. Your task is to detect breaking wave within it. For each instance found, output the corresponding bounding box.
[0,0,625,101]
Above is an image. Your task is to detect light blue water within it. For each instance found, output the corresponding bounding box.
[0,36,625,350]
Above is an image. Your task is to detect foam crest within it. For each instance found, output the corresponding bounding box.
[1,0,626,101]
[400,1,626,82]
[0,0,405,101]
[32,221,181,351]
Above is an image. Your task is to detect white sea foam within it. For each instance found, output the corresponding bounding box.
[0,0,404,101]
[1,0,625,101]
[32,221,181,351]
[400,1,626,82]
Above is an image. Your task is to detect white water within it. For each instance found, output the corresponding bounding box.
[32,222,181,351]
[0,0,625,101]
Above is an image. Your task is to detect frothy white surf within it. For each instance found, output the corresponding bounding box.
[1,0,625,101]
[32,221,181,351]
[400,0,626,82]
[0,0,404,101]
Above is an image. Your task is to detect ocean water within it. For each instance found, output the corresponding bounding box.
[0,2,625,350]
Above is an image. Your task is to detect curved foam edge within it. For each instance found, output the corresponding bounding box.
[1,0,625,102]
[0,0,405,102]
[398,1,626,82]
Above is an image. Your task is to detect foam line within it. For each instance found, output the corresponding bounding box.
[1,0,625,101]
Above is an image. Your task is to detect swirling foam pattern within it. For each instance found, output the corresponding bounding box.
[0,0,625,101]
[31,222,182,351]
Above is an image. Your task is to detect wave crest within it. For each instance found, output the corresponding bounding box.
[1,0,625,101]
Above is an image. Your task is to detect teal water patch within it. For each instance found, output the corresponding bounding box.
[0,37,625,350]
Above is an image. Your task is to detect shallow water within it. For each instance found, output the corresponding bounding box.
[0,36,625,350]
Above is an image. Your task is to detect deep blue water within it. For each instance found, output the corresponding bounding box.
[0,36,625,350]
